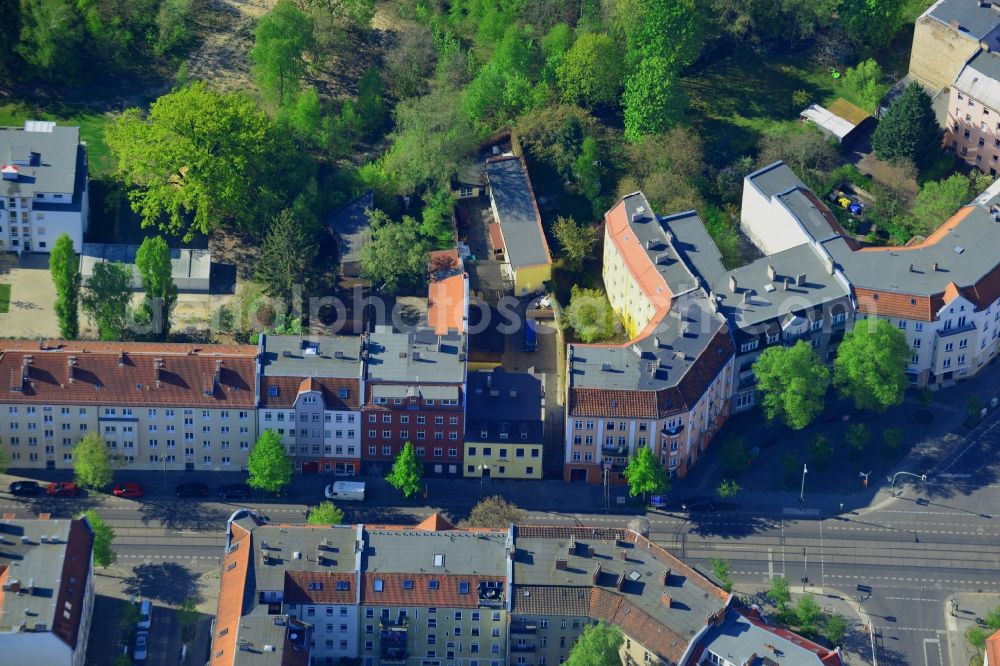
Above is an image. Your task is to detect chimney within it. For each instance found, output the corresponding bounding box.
[586,545,595,557]
[592,563,602,585]
[555,559,568,570]
[507,546,515,560]
[783,276,792,291]
[796,273,806,286]
[615,571,626,591]
[824,256,835,276]
[568,539,576,556]
[66,356,77,384]
[154,358,164,388]
[21,355,32,382]
[933,262,939,272]
[619,549,627,561]
[412,350,421,362]
[909,264,915,273]
[661,593,672,608]
[729,275,738,292]
[742,290,751,304]
[436,336,443,352]
[661,568,671,585]
[118,350,126,367]
[766,265,776,281]
[950,19,961,29]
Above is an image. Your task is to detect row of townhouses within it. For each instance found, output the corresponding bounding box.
[564,157,1000,483]
[211,511,842,666]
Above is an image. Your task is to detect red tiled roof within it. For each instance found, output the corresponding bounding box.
[605,200,674,311]
[360,573,504,608]
[415,513,454,531]
[0,344,257,407]
[52,519,94,649]
[209,524,252,666]
[986,628,1000,666]
[855,288,936,321]
[592,589,691,664]
[428,273,467,335]
[568,388,660,418]
[283,571,355,605]
[259,376,361,410]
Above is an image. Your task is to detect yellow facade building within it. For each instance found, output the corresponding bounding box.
[463,369,544,480]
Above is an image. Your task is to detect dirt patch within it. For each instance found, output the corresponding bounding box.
[185,0,275,92]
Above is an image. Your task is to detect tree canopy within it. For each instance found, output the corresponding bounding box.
[307,501,345,525]
[81,509,116,567]
[552,215,597,272]
[135,235,178,339]
[256,208,320,305]
[106,82,301,240]
[833,318,910,412]
[81,261,134,341]
[359,212,432,294]
[566,623,623,666]
[461,496,525,528]
[73,433,117,489]
[753,340,830,430]
[623,446,669,501]
[871,82,942,170]
[911,173,973,236]
[247,429,294,493]
[251,0,314,107]
[563,286,617,342]
[557,33,625,109]
[386,441,423,498]
[50,234,81,340]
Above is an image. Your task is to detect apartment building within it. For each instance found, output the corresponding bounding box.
[0,515,95,666]
[463,369,544,480]
[0,341,258,471]
[0,120,89,253]
[362,326,467,476]
[566,192,735,483]
[258,335,364,476]
[742,161,1000,388]
[909,0,1000,93]
[947,49,1000,173]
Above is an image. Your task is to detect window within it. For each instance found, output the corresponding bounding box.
[740,340,758,353]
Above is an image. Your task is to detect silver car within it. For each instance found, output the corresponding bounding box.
[134,631,149,661]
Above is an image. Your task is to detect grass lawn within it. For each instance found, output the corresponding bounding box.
[0,102,115,176]
[0,284,11,314]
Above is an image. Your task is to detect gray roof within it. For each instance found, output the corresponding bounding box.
[698,609,835,666]
[666,212,850,329]
[0,122,82,198]
[927,0,1000,40]
[371,384,459,401]
[569,291,729,393]
[466,369,544,444]
[251,523,361,593]
[327,192,373,266]
[485,157,551,269]
[260,335,364,379]
[511,528,726,643]
[621,192,704,294]
[79,243,211,291]
[954,49,1000,109]
[231,615,311,666]
[364,529,508,575]
[746,161,805,199]
[365,326,465,385]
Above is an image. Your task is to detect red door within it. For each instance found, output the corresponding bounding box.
[301,461,320,474]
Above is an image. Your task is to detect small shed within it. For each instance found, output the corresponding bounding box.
[800,99,871,143]
[79,243,211,292]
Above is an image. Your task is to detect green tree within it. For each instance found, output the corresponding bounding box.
[911,173,973,235]
[50,233,81,339]
[758,125,839,178]
[844,58,889,114]
[80,509,116,566]
[707,0,836,45]
[968,625,989,652]
[386,441,423,498]
[307,501,345,525]
[563,286,617,342]
[573,136,604,210]
[825,613,849,647]
[557,33,624,109]
[839,0,906,51]
[251,0,314,106]
[795,594,823,635]
[135,236,177,339]
[81,261,133,341]
[247,429,294,493]
[72,433,117,489]
[461,495,525,528]
[845,422,870,453]
[256,208,319,304]
[566,622,623,666]
[710,557,733,592]
[356,66,387,136]
[384,82,477,193]
[359,212,432,294]
[623,446,669,503]
[833,319,910,412]
[753,340,830,430]
[176,597,199,642]
[881,427,904,456]
[623,55,686,141]
[768,575,791,612]
[154,0,193,56]
[716,479,741,498]
[16,0,84,80]
[810,433,834,467]
[552,215,597,272]
[871,82,942,170]
[106,82,298,240]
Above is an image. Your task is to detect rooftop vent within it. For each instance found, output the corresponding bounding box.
[601,361,612,371]
[334,350,344,359]
[1,165,18,181]
[796,273,806,286]
[955,246,965,254]
[729,275,738,292]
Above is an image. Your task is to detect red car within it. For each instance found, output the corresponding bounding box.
[112,482,144,498]
[46,482,78,497]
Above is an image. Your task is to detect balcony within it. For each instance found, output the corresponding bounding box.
[380,626,409,664]
[510,623,537,635]
[602,444,627,456]
[661,424,684,436]
[937,322,976,338]
[511,643,537,653]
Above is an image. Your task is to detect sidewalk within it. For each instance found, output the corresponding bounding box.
[943,592,1000,666]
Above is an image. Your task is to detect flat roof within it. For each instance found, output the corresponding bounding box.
[927,0,1000,40]
[0,122,81,197]
[365,326,465,384]
[800,102,866,141]
[364,529,508,575]
[485,157,551,269]
[466,369,543,443]
[79,243,211,289]
[260,335,363,379]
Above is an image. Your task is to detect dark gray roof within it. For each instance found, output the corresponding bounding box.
[698,609,834,666]
[745,161,804,199]
[466,369,544,444]
[927,0,1000,40]
[251,523,361,594]
[665,212,850,328]
[327,192,373,266]
[364,529,508,575]
[365,326,465,385]
[232,615,311,666]
[0,122,81,198]
[485,157,551,269]
[260,335,364,379]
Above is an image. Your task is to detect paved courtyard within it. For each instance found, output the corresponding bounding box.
[0,253,60,338]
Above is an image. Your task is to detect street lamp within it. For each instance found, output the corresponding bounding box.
[799,464,808,505]
[859,470,872,488]
[887,471,927,497]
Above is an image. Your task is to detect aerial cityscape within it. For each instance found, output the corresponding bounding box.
[0,0,1000,664]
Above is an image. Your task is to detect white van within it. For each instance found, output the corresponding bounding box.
[324,481,365,501]
[137,599,152,630]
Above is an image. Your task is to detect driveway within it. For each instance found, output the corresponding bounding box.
[459,197,510,302]
[0,253,60,338]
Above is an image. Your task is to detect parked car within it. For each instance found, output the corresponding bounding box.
[175,482,210,498]
[217,483,251,500]
[112,482,144,498]
[8,481,42,496]
[134,631,149,661]
[137,599,152,631]
[46,482,78,497]
[680,496,716,512]
[325,481,365,501]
